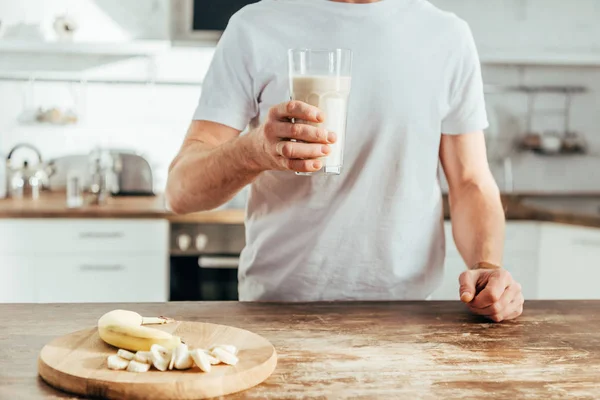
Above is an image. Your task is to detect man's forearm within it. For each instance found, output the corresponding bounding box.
[166,133,263,214]
[449,178,505,268]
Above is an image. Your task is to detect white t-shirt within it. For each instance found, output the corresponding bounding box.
[193,0,488,301]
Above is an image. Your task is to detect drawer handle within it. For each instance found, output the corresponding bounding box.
[198,257,239,269]
[571,239,600,248]
[79,264,125,271]
[78,232,124,239]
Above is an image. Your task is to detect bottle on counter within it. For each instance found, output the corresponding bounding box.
[66,170,83,208]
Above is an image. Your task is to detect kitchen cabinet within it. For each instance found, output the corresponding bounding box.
[538,224,600,299]
[0,219,168,254]
[430,221,540,300]
[0,219,168,303]
[36,254,168,303]
[0,256,37,303]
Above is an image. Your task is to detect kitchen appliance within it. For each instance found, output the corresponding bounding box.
[6,143,55,199]
[46,154,89,191]
[171,0,260,42]
[111,151,154,196]
[170,223,245,301]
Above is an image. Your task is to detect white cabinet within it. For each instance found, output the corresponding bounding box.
[430,221,540,300]
[0,256,36,303]
[538,224,600,299]
[36,254,168,303]
[0,219,168,254]
[0,219,169,303]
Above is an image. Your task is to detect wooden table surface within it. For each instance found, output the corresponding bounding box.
[1,301,599,399]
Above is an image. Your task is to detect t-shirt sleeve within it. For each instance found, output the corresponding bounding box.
[192,14,258,131]
[441,22,489,135]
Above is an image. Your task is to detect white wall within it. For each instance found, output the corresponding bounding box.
[1,0,600,192]
[0,0,212,190]
[0,0,170,41]
[431,0,600,57]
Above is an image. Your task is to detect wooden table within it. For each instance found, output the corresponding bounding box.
[1,302,599,399]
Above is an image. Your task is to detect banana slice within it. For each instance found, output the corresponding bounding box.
[151,345,171,372]
[134,351,152,364]
[211,347,239,366]
[173,344,193,370]
[117,349,135,361]
[127,360,151,373]
[190,349,211,373]
[168,349,176,370]
[201,349,220,365]
[107,355,129,370]
[151,344,170,358]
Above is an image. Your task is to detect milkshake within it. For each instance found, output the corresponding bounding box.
[288,49,353,175]
[290,75,351,174]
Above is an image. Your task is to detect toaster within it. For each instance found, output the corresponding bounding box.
[112,151,154,196]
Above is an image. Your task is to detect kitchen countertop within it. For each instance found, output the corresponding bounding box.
[2,192,600,228]
[2,301,599,399]
[446,193,600,229]
[0,192,245,224]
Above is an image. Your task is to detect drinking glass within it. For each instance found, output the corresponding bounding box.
[288,48,353,175]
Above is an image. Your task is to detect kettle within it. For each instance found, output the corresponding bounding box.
[6,144,54,199]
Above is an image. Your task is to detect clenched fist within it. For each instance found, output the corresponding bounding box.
[459,268,524,322]
[247,100,336,173]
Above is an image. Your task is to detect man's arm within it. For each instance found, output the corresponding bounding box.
[440,131,524,322]
[440,131,504,267]
[165,120,260,214]
[166,101,334,214]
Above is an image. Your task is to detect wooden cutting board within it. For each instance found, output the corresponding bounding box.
[38,321,277,400]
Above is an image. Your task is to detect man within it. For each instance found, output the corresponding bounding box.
[167,0,524,322]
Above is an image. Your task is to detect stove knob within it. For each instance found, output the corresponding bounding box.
[195,233,208,251]
[177,234,191,251]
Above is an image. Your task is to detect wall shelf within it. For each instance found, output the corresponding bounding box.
[0,40,171,56]
[480,50,600,67]
[0,72,202,87]
[484,84,587,94]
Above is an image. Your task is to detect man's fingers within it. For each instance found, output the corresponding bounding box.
[469,283,522,316]
[504,299,525,321]
[470,270,513,308]
[276,141,330,159]
[486,298,524,322]
[282,158,323,173]
[269,121,334,143]
[458,270,477,303]
[269,101,323,123]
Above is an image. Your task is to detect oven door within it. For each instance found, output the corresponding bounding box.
[170,255,239,301]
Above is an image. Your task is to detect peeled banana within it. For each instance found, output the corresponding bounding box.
[98,309,181,352]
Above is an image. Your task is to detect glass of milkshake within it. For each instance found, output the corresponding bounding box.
[288,48,353,175]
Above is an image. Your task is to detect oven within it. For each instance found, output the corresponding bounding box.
[169,223,245,301]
